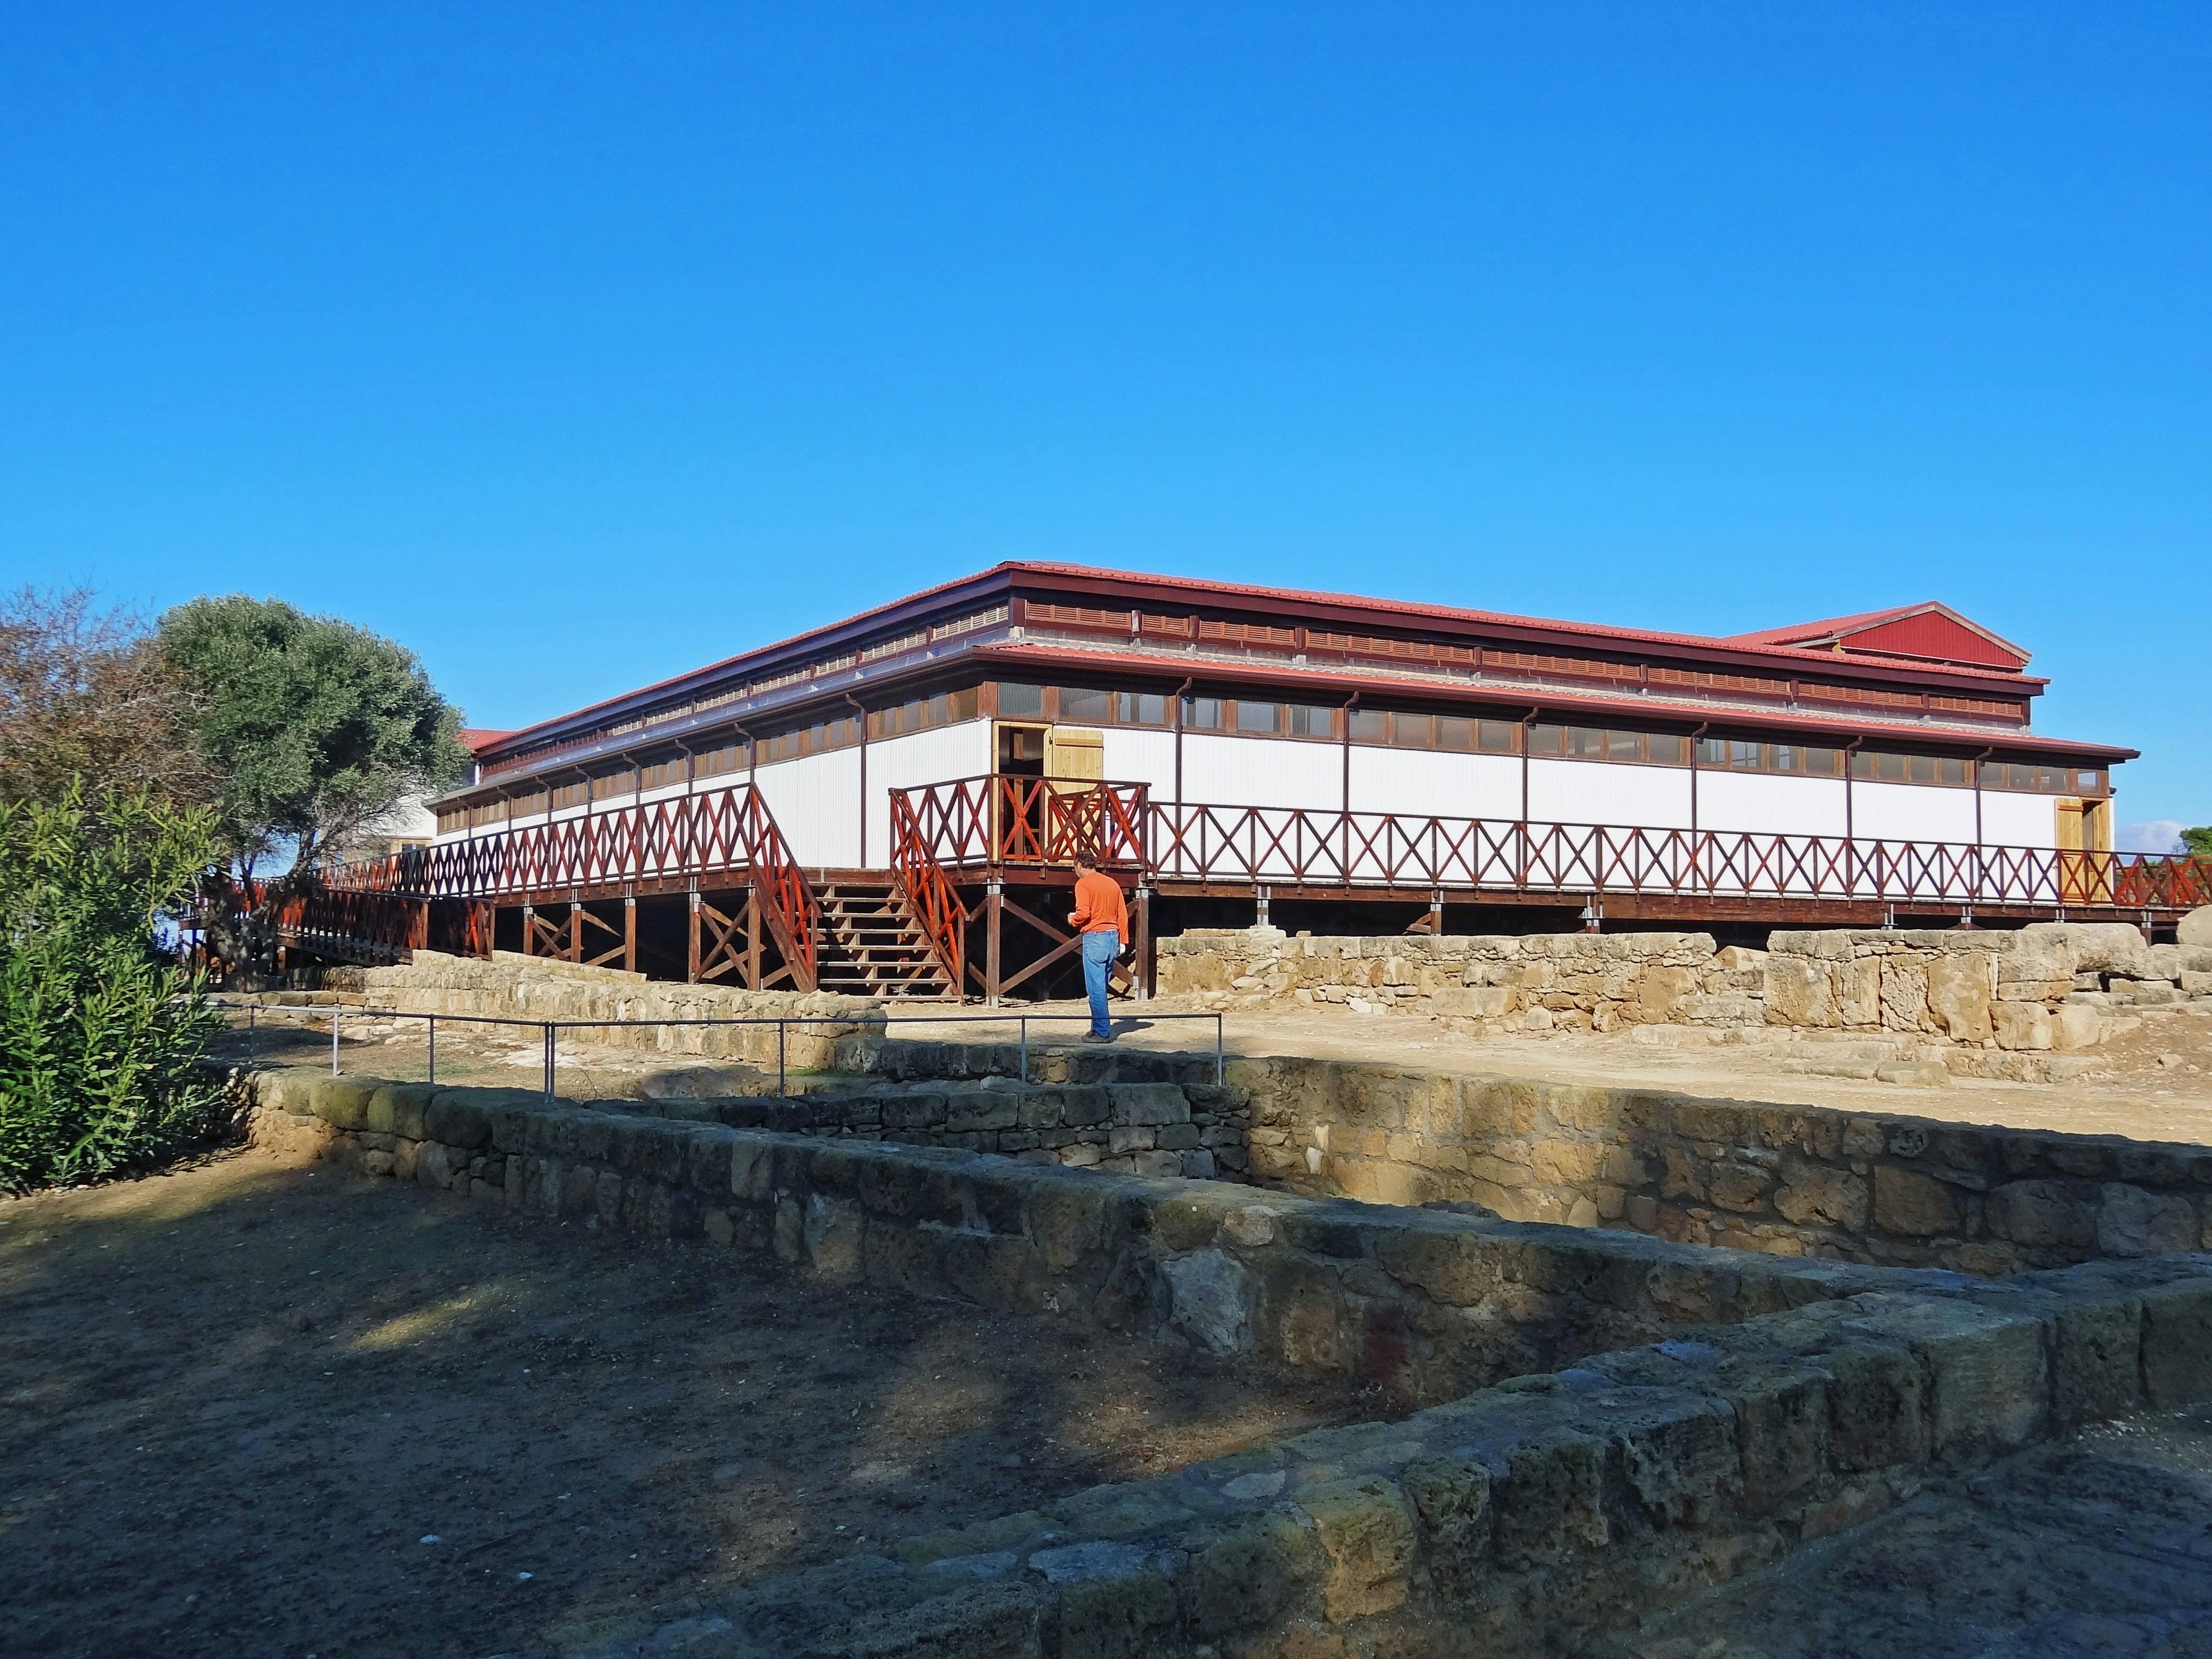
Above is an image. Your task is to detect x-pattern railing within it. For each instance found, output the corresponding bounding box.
[896,774,1150,870]
[321,784,820,982]
[1147,802,2210,910]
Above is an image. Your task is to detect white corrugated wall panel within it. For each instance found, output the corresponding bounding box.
[752,748,862,867]
[1528,760,1693,831]
[865,721,994,868]
[1692,771,1848,838]
[1347,749,1520,819]
[1978,790,2058,849]
[1100,728,1178,797]
[1181,734,1343,810]
[1849,782,1976,844]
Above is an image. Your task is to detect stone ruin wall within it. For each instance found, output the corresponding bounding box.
[1157,921,2212,1072]
[232,1060,2212,1658]
[353,949,881,1070]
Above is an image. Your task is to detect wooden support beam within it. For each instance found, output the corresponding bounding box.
[624,895,638,974]
[569,901,582,963]
[687,890,700,983]
[745,885,762,991]
[985,882,1002,1007]
[1133,885,1152,1001]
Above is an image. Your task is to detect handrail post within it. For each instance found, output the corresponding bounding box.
[331,1009,340,1075]
[543,1023,554,1103]
[427,1013,437,1086]
[778,1020,787,1097]
[1019,1016,1028,1085]
[1215,1014,1224,1087]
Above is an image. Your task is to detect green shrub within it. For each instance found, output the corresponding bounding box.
[0,785,225,1189]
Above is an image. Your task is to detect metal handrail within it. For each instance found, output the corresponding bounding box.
[213,1001,1227,1099]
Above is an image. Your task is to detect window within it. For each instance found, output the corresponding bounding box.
[998,683,1046,718]
[1805,748,1840,777]
[1479,720,1517,752]
[1233,700,1279,734]
[1182,696,1222,730]
[1607,730,1640,762]
[1389,713,1435,749]
[1437,715,1474,751]
[437,805,467,834]
[1530,724,1565,756]
[1565,727,1606,757]
[1289,704,1335,738]
[1697,737,1726,766]
[1350,708,1389,744]
[1059,687,1112,724]
[1647,734,1685,764]
[1938,757,1967,785]
[1117,691,1168,726]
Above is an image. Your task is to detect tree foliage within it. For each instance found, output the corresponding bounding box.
[0,785,226,1190]
[0,588,214,809]
[157,596,469,876]
[2184,827,2212,859]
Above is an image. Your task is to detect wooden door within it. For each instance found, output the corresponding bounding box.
[1046,727,1104,784]
[2055,799,2107,903]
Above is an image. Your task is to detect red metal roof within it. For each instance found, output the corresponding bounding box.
[1727,602,2031,670]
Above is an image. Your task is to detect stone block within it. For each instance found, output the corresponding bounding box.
[1774,1162,1868,1231]
[1298,1476,1415,1621]
[1493,1430,1609,1566]
[1612,1390,1740,1525]
[1873,1166,1961,1237]
[1986,1180,2094,1251]
[1763,956,1836,1028]
[365,1083,433,1140]
[1991,1001,2052,1051]
[1108,1085,1187,1128]
[422,1097,493,1150]
[2096,1183,2199,1257]
[1926,953,1995,1042]
[1184,1510,1322,1639]
[1032,1543,1177,1659]
[1724,1362,1828,1512]
[313,1076,378,1131]
[2050,1003,2105,1051]
[1818,1340,1926,1472]
[1850,1299,2046,1456]
[2140,1277,2212,1408]
[2051,1296,2143,1426]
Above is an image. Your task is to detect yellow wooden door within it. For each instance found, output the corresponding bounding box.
[1046,728,1104,783]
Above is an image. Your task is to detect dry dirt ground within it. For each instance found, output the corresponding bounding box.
[1617,1406,2212,1658]
[0,1145,1378,1659]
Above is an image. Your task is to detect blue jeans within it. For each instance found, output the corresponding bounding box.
[1081,929,1120,1037]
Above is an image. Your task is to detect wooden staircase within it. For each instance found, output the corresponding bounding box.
[812,879,959,999]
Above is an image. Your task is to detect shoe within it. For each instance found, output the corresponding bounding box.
[1081,1031,1114,1044]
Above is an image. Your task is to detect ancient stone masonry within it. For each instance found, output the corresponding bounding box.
[357,949,881,1070]
[814,1041,2212,1276]
[1762,921,2212,1050]
[233,1059,2212,1657]
[1157,928,1767,1032]
[645,1258,2212,1659]
[242,1065,1908,1404]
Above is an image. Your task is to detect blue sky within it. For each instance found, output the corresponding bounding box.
[2,3,2205,842]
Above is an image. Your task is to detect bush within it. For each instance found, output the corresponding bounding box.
[0,786,225,1189]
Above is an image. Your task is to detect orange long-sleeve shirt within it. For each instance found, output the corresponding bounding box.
[1070,869,1128,937]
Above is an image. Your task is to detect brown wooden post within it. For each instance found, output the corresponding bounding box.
[687,889,701,983]
[985,880,1003,1006]
[521,903,535,957]
[479,902,495,958]
[623,895,637,973]
[1132,883,1152,1001]
[745,885,762,990]
[569,900,582,963]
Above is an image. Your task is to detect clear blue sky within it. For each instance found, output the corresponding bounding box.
[2,3,2205,842]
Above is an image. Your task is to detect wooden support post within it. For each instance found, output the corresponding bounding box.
[569,902,583,963]
[985,881,1003,1007]
[687,890,701,983]
[1132,884,1152,1002]
[745,885,762,991]
[624,895,637,972]
[521,904,535,957]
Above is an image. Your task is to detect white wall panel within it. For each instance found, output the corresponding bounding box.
[1692,771,1847,839]
[752,748,862,868]
[1182,734,1344,811]
[1849,782,1976,844]
[1528,760,1692,831]
[1347,749,1521,819]
[1979,791,2058,850]
[865,721,993,867]
[1100,728,1179,798]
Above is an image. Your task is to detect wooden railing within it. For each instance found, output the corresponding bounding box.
[1147,802,2212,910]
[888,790,968,993]
[320,784,820,985]
[893,774,1150,871]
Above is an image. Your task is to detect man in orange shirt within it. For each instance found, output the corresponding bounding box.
[1068,849,1128,1043]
